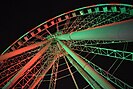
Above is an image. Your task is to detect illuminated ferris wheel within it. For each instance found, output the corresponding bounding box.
[0,3,133,89]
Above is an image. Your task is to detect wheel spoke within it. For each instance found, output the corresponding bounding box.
[3,42,51,89]
[64,56,79,89]
[57,40,115,89]
[49,59,59,89]
[78,54,133,89]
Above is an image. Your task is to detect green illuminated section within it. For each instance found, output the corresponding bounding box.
[72,45,133,61]
[2,3,133,55]
[87,9,92,13]
[80,11,84,15]
[95,7,99,12]
[78,54,133,89]
[57,40,115,89]
[120,7,126,13]
[70,40,129,46]
[130,9,133,15]
[66,55,100,89]
[111,6,117,12]
[103,7,108,12]
[56,19,133,40]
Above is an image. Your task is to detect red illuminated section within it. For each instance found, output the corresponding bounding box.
[3,41,51,89]
[0,40,49,61]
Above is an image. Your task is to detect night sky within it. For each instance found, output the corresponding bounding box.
[1,0,133,89]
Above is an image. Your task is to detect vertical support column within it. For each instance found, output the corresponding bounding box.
[3,42,51,89]
[57,40,115,89]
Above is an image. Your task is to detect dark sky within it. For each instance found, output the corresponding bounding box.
[0,0,133,54]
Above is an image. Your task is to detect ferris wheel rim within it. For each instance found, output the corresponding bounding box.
[2,3,133,54]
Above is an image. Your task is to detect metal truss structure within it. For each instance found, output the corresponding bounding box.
[0,3,133,89]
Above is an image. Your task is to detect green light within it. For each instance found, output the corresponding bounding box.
[111,6,117,12]
[72,45,133,61]
[95,7,99,12]
[57,40,115,89]
[120,7,126,13]
[80,11,84,15]
[87,9,92,13]
[130,9,133,15]
[103,7,108,12]
[78,54,133,89]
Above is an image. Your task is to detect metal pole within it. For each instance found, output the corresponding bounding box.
[49,60,59,89]
[3,42,51,89]
[66,55,101,89]
[56,19,133,40]
[29,55,58,89]
[57,40,115,89]
[57,42,100,89]
[0,40,49,61]
[64,56,80,89]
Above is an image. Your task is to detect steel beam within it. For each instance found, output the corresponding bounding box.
[78,54,133,89]
[70,40,129,46]
[29,55,58,89]
[57,42,100,89]
[0,40,49,61]
[72,45,133,61]
[66,55,101,89]
[3,42,51,89]
[57,40,115,89]
[64,57,79,89]
[49,60,59,89]
[56,19,133,40]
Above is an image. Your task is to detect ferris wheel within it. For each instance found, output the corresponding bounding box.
[0,3,133,89]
